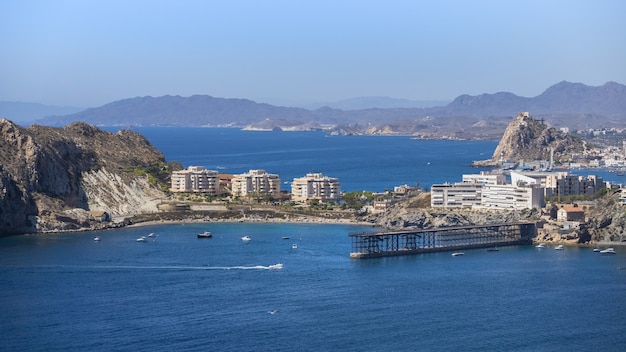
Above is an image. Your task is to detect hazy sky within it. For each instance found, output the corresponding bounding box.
[1,0,625,107]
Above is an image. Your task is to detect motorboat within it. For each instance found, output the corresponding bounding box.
[593,248,601,252]
[292,244,298,249]
[93,236,101,241]
[555,245,564,250]
[136,236,147,242]
[600,248,616,255]
[268,263,283,270]
[486,247,499,252]
[536,243,546,248]
[241,236,251,241]
[147,233,156,238]
[451,252,464,256]
[197,231,212,238]
[281,236,290,240]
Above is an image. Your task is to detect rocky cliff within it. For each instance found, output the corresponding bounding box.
[0,119,168,235]
[475,112,586,166]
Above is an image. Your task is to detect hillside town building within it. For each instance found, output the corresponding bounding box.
[291,172,341,203]
[170,166,220,194]
[231,169,281,199]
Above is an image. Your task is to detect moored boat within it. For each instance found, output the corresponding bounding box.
[536,243,546,248]
[136,236,147,242]
[241,236,251,241]
[555,245,564,250]
[451,252,464,256]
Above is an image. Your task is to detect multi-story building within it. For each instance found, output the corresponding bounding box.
[544,173,605,197]
[481,184,545,210]
[430,182,483,208]
[291,173,341,203]
[231,169,281,199]
[461,171,506,185]
[431,172,545,209]
[170,166,220,194]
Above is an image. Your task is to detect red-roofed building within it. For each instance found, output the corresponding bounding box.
[557,206,585,222]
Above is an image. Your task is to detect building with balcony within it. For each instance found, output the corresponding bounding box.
[291,172,341,203]
[231,169,281,199]
[544,173,605,197]
[170,166,220,194]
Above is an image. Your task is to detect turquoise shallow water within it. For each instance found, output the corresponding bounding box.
[2,222,625,351]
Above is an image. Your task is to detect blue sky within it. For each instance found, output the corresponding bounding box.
[1,0,625,107]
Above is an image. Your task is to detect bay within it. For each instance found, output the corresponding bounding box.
[111,127,498,192]
[2,223,625,351]
[2,128,626,351]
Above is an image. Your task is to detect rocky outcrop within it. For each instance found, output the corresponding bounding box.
[475,112,585,166]
[0,119,168,235]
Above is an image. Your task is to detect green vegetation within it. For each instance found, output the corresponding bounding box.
[341,190,376,210]
[127,161,181,192]
[546,188,608,203]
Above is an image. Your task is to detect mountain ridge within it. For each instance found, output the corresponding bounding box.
[29,81,626,138]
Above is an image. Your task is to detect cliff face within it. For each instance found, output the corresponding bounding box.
[0,119,168,235]
[488,112,585,164]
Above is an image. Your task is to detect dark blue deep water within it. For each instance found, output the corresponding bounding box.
[2,128,626,351]
[2,223,626,351]
[121,127,499,192]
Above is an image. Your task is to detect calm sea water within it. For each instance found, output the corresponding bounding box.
[2,223,625,351]
[2,128,626,351]
[114,127,499,192]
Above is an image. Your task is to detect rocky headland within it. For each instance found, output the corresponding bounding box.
[473,112,586,167]
[0,119,171,235]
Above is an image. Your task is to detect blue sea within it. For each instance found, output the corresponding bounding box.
[2,128,626,351]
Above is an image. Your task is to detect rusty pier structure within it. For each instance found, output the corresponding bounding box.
[349,222,536,259]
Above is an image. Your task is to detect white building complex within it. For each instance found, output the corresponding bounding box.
[231,169,282,199]
[291,172,341,203]
[431,170,606,210]
[431,171,544,209]
[170,166,220,194]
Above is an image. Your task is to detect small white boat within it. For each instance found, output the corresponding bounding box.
[197,231,212,238]
[451,252,464,256]
[147,233,156,238]
[600,248,616,255]
[292,244,298,249]
[268,263,283,270]
[536,243,546,248]
[593,248,601,252]
[136,236,147,242]
[241,236,251,241]
[555,245,564,250]
[93,236,101,241]
[281,236,290,240]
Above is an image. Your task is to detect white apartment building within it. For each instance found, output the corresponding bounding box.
[291,173,341,203]
[171,166,220,194]
[544,173,605,197]
[231,169,281,199]
[481,184,545,209]
[430,183,483,208]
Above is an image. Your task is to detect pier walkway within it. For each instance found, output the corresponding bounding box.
[349,222,536,259]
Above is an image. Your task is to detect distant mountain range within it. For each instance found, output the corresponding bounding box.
[4,81,625,139]
[0,101,83,124]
